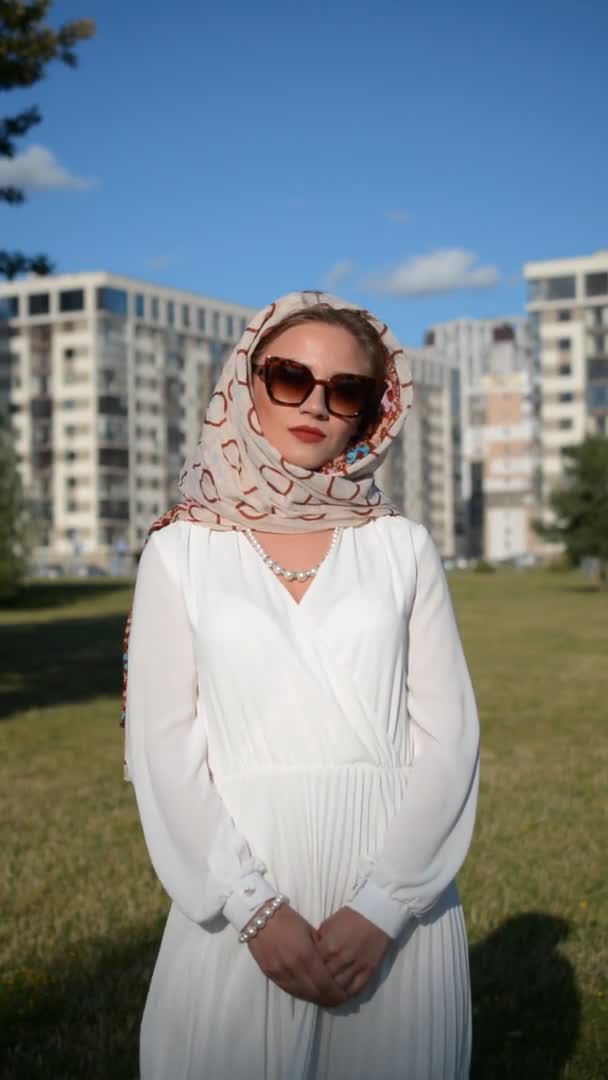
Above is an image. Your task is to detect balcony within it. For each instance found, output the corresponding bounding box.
[98,394,128,416]
[98,499,130,521]
[98,448,129,468]
[30,398,52,419]
[31,449,53,469]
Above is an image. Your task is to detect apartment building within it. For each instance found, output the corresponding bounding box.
[423,316,534,558]
[0,272,255,570]
[464,370,544,561]
[524,250,608,524]
[376,347,454,558]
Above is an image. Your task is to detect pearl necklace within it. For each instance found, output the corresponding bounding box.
[244,527,340,582]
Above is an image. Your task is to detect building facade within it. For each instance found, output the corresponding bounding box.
[464,370,543,561]
[423,316,535,558]
[0,272,255,570]
[524,250,608,526]
[376,347,454,558]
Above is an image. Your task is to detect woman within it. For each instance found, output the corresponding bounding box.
[123,289,480,1079]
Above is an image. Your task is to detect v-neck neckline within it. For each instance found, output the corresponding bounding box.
[240,527,343,611]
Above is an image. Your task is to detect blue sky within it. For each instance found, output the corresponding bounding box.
[1,0,606,344]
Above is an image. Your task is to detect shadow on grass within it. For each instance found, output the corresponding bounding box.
[561,584,605,594]
[1,912,581,1079]
[0,919,165,1080]
[470,912,579,1079]
[0,611,127,720]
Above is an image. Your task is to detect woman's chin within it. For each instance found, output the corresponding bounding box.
[279,443,337,471]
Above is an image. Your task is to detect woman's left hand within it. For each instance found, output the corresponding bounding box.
[315,907,392,1001]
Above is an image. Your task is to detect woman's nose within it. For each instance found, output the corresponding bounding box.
[300,383,329,419]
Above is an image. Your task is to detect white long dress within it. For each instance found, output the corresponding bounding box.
[125,515,480,1080]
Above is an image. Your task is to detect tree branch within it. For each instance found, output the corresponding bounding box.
[0,106,42,156]
[0,185,25,204]
[0,4,95,91]
[0,250,54,279]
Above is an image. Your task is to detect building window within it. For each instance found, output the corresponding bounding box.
[197,308,206,332]
[167,301,175,326]
[99,499,129,520]
[558,338,571,350]
[528,276,576,302]
[558,363,572,375]
[29,293,50,316]
[492,323,514,343]
[60,289,85,313]
[98,393,128,416]
[212,311,220,336]
[98,447,129,468]
[585,272,608,298]
[587,306,603,327]
[588,356,608,378]
[226,314,234,338]
[97,287,128,316]
[0,296,19,319]
[558,418,573,429]
[135,293,145,318]
[151,297,159,321]
[558,310,571,322]
[587,384,608,409]
[182,304,190,328]
[559,392,574,403]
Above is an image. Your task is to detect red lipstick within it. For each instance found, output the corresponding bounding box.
[288,426,326,443]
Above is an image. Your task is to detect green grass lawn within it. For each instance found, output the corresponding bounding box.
[1,569,606,1079]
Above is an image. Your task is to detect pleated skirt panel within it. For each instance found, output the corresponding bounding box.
[140,764,471,1080]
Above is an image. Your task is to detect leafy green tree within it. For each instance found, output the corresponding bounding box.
[0,0,95,278]
[0,402,27,599]
[533,436,608,588]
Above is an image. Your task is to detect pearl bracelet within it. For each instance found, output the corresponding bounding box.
[238,894,289,943]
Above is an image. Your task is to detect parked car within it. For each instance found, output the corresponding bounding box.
[32,563,65,579]
[513,553,541,568]
[74,564,109,578]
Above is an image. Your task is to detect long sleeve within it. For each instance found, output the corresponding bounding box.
[346,523,480,938]
[125,528,279,931]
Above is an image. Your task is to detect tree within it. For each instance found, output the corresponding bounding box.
[0,0,95,278]
[533,436,608,588]
[0,402,27,599]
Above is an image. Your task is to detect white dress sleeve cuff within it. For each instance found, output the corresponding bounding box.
[222,872,280,932]
[345,878,414,939]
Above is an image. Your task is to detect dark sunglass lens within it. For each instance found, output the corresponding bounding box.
[328,377,374,417]
[268,360,313,404]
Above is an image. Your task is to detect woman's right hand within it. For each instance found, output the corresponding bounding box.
[245,904,349,1008]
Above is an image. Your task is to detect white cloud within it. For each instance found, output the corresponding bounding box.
[386,209,413,224]
[322,260,354,289]
[144,252,181,271]
[365,249,500,297]
[0,145,96,191]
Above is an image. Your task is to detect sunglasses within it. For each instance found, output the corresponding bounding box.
[252,356,378,419]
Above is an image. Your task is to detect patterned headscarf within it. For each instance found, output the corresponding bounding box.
[120,290,413,753]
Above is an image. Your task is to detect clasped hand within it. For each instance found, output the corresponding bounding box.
[247,904,391,1007]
